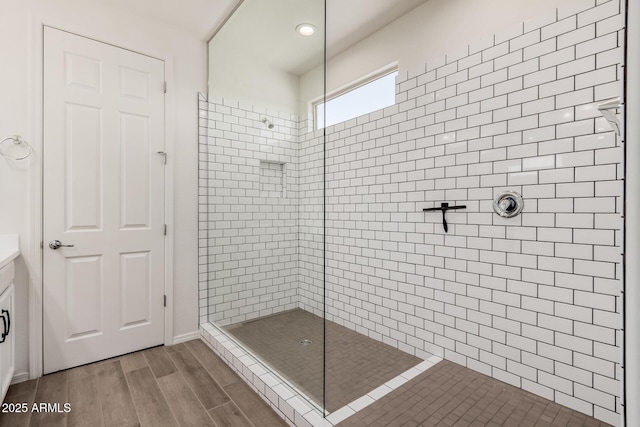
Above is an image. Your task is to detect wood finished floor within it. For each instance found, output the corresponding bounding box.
[0,340,287,427]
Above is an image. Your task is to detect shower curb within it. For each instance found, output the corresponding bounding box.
[199,323,441,426]
[200,324,327,427]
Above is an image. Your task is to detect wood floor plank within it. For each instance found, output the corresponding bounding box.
[67,357,120,382]
[97,360,141,427]
[126,367,177,427]
[208,402,253,427]
[164,343,187,354]
[67,374,104,427]
[143,347,177,378]
[1,347,289,427]
[167,348,229,410]
[120,352,149,373]
[184,339,238,387]
[5,379,38,399]
[223,381,287,427]
[67,363,100,383]
[0,379,38,427]
[156,372,215,427]
[29,371,68,427]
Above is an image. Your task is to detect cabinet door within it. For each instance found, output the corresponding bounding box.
[0,284,15,401]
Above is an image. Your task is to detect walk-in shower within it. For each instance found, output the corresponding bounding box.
[199,0,625,425]
[199,0,427,418]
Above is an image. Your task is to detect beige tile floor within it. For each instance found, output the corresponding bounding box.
[226,308,423,412]
[338,359,613,427]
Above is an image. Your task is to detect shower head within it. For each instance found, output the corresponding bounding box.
[261,118,274,129]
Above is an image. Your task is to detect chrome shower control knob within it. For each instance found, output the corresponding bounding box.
[493,191,524,218]
[499,198,515,211]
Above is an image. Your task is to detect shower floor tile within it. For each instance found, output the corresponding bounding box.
[337,359,613,427]
[224,308,423,412]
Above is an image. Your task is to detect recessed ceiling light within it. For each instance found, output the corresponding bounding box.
[296,24,316,36]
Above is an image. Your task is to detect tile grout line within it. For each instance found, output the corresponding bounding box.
[159,348,219,425]
[326,356,442,425]
[207,317,441,427]
[167,344,259,427]
[87,369,106,427]
[151,372,189,427]
[200,326,309,425]
[119,360,147,427]
[183,344,259,427]
[142,353,199,426]
[24,378,39,427]
[98,357,134,424]
[142,351,186,425]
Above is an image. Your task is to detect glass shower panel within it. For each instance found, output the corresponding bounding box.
[204,0,326,412]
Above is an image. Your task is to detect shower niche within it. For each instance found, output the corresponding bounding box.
[259,160,286,198]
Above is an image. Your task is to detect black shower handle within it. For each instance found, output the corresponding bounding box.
[423,202,466,233]
[0,310,8,344]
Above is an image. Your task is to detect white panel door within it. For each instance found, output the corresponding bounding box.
[43,27,166,374]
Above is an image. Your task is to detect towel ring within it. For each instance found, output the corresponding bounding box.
[0,135,32,160]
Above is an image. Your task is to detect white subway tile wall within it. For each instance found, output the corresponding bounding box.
[198,98,301,326]
[199,0,624,424]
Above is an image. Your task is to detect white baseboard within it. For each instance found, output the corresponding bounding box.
[171,331,200,345]
[11,372,30,385]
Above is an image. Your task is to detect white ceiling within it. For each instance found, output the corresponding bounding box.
[210,0,326,75]
[105,0,429,75]
[104,0,239,41]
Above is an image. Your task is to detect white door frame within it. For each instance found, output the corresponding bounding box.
[28,18,175,379]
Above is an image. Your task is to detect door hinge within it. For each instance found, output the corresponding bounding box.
[163,81,167,93]
[164,224,167,236]
[163,295,167,307]
[40,241,43,249]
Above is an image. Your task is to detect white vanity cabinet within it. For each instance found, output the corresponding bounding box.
[0,262,15,402]
[0,235,19,403]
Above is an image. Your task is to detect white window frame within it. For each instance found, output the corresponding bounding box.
[312,63,399,130]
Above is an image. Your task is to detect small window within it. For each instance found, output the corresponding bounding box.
[316,70,398,129]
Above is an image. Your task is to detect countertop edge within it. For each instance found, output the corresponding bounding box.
[0,235,20,270]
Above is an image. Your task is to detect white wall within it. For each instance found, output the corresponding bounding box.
[209,43,300,115]
[0,0,205,379]
[300,0,585,108]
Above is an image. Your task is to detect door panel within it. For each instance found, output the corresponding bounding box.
[44,27,165,373]
[64,52,102,91]
[65,103,103,231]
[120,251,151,328]
[120,113,151,228]
[65,255,102,340]
[120,66,149,101]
